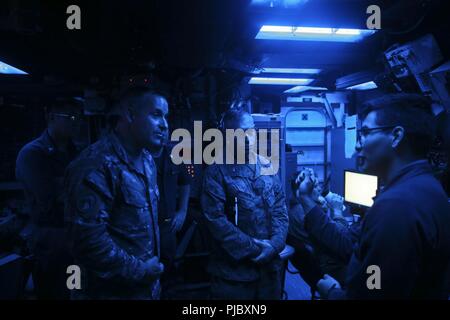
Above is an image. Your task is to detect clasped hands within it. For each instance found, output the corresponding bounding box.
[251,239,277,264]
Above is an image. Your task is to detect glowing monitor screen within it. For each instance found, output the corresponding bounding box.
[344,171,378,207]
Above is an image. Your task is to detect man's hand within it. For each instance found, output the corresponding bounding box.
[293,169,318,213]
[325,192,345,218]
[294,168,315,199]
[143,256,164,281]
[251,239,276,264]
[316,274,341,299]
[170,210,187,233]
[317,195,329,211]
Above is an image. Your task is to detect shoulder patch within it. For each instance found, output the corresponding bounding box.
[75,187,101,217]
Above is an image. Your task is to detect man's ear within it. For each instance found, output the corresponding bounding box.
[391,126,405,149]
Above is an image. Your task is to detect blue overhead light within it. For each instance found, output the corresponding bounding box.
[0,60,28,75]
[346,81,378,90]
[248,77,313,85]
[256,67,321,75]
[284,86,328,93]
[255,25,377,42]
[251,0,309,8]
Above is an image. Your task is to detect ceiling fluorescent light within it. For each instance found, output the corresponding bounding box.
[284,86,328,93]
[335,28,361,35]
[248,77,313,85]
[346,81,378,90]
[336,70,379,89]
[260,68,321,74]
[0,60,28,75]
[260,25,293,33]
[251,0,309,8]
[256,25,376,42]
[296,27,333,34]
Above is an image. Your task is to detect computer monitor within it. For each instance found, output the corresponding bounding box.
[344,170,378,207]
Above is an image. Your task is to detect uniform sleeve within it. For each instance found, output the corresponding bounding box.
[65,167,151,284]
[304,206,356,262]
[288,202,309,241]
[16,147,60,217]
[344,198,423,299]
[268,175,289,253]
[201,166,261,261]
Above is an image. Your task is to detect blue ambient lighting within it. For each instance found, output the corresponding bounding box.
[0,60,28,75]
[251,0,309,7]
[258,67,322,75]
[284,86,328,93]
[255,25,377,42]
[248,77,314,85]
[346,81,378,90]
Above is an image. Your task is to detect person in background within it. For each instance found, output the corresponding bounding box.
[201,107,288,300]
[16,98,83,299]
[64,87,167,299]
[297,93,450,299]
[150,136,192,299]
[288,169,355,287]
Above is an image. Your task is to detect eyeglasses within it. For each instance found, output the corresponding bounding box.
[51,112,80,122]
[357,126,396,142]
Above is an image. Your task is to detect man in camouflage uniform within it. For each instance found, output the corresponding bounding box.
[65,87,168,299]
[201,108,288,300]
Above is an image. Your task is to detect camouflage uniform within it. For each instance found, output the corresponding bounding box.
[65,132,161,299]
[201,156,288,299]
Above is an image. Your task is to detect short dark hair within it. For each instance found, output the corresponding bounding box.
[118,86,166,111]
[359,93,435,157]
[108,86,167,128]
